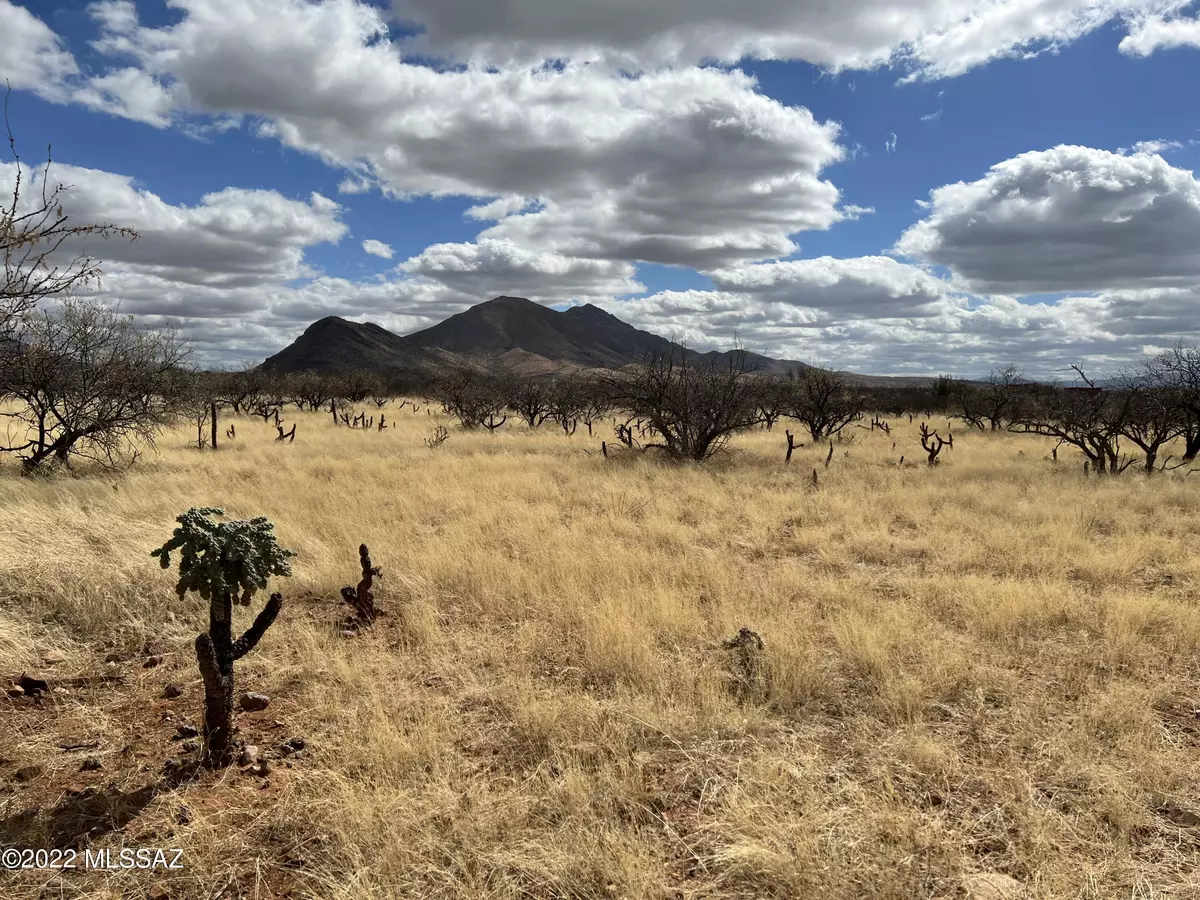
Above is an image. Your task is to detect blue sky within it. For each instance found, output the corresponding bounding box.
[4,0,1200,376]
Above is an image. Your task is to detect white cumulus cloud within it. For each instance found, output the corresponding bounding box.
[895,144,1200,294]
[362,239,394,259]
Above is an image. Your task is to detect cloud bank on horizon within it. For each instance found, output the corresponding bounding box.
[2,0,1200,376]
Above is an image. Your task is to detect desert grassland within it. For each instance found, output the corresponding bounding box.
[1,406,1199,900]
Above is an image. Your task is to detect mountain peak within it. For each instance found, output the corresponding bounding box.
[305,315,353,332]
[480,295,540,310]
[265,296,813,378]
[562,303,617,321]
[262,315,439,375]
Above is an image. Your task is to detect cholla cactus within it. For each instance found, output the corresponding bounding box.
[341,543,382,625]
[152,507,294,768]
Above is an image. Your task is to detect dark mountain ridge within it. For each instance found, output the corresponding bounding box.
[260,295,928,385]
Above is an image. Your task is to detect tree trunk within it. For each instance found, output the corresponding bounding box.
[1183,427,1200,463]
[211,403,219,450]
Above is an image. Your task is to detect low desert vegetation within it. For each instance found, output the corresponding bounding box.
[2,402,1199,899]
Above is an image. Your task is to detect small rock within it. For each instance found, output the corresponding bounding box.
[162,683,183,699]
[340,629,358,638]
[14,765,43,782]
[6,685,24,699]
[279,737,306,756]
[17,673,49,696]
[53,687,69,695]
[174,723,198,739]
[65,783,91,796]
[238,692,270,712]
[41,650,67,665]
[143,655,163,669]
[1157,800,1200,828]
[181,739,201,754]
[80,757,103,771]
[239,745,259,766]
[960,873,1025,900]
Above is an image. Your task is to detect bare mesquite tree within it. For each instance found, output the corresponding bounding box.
[0,299,190,472]
[152,508,294,768]
[1011,368,1136,475]
[508,375,554,427]
[947,365,1024,431]
[548,375,588,435]
[783,368,865,441]
[284,371,338,412]
[1,86,137,342]
[1117,382,1184,474]
[433,369,507,430]
[218,363,274,415]
[1144,342,1200,462]
[606,347,760,460]
[335,371,379,405]
[574,375,613,437]
[752,376,789,431]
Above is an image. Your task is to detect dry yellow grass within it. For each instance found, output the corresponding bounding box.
[1,407,1199,899]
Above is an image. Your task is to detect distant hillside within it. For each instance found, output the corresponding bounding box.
[402,296,805,375]
[261,295,931,386]
[259,316,457,376]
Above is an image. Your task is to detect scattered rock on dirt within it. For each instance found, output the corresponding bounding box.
[1155,796,1200,828]
[174,723,199,739]
[162,683,183,699]
[280,737,306,756]
[6,684,24,699]
[239,745,259,766]
[960,873,1026,899]
[41,650,67,665]
[143,655,163,668]
[17,673,49,695]
[238,692,270,712]
[181,739,201,754]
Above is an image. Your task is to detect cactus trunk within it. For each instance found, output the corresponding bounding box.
[197,592,237,767]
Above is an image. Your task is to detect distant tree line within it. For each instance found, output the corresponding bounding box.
[5,324,1198,472]
[413,343,1200,471]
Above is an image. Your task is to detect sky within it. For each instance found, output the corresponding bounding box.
[2,0,1200,377]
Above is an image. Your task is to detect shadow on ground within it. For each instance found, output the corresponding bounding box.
[0,762,201,849]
